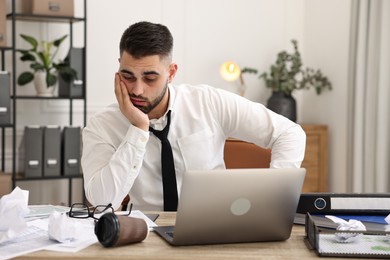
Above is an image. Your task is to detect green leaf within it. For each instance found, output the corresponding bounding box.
[53,35,68,47]
[241,67,258,74]
[46,72,57,87]
[20,52,36,62]
[20,34,38,51]
[17,72,34,85]
[30,63,45,71]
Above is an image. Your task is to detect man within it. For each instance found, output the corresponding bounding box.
[82,21,306,211]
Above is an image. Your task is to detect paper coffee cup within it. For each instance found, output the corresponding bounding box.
[95,213,149,247]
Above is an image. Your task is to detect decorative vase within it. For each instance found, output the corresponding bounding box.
[266,91,297,122]
[34,71,56,97]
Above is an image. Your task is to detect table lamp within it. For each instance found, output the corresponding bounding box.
[220,61,246,96]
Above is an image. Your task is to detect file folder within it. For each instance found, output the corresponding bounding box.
[62,126,81,176]
[58,48,84,98]
[0,71,11,125]
[24,126,43,178]
[43,125,61,177]
[297,193,390,215]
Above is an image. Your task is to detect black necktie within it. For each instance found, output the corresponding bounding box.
[149,110,178,211]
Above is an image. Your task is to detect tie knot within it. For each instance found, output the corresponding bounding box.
[149,110,171,142]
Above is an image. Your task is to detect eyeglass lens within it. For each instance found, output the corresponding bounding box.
[70,203,90,218]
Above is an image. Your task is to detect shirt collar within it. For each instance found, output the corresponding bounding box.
[149,84,175,129]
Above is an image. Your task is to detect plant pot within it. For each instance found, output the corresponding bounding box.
[34,71,56,97]
[266,91,297,122]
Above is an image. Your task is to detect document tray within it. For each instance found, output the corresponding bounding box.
[305,213,390,258]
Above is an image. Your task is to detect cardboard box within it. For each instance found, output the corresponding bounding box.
[15,0,74,16]
[0,0,6,47]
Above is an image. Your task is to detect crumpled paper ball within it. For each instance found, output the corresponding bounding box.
[48,211,83,243]
[0,187,30,243]
[325,215,366,243]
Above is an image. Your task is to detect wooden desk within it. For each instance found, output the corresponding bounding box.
[19,212,359,260]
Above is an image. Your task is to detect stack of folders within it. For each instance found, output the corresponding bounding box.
[24,125,81,178]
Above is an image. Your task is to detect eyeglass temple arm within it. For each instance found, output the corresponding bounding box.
[101,203,113,212]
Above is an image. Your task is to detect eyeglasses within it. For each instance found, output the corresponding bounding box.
[68,203,133,220]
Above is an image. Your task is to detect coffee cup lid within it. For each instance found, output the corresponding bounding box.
[94,212,120,247]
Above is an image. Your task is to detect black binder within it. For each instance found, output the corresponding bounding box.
[297,193,390,215]
[24,126,43,178]
[62,126,81,176]
[0,71,10,125]
[43,126,61,177]
[58,47,84,98]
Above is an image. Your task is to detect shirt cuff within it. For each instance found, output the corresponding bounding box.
[124,124,150,148]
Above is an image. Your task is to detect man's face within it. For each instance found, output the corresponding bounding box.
[118,52,177,117]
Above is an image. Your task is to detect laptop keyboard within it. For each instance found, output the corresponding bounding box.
[166,231,174,238]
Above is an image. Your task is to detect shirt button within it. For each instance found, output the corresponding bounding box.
[140,136,147,142]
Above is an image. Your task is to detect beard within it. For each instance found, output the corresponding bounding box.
[130,80,169,114]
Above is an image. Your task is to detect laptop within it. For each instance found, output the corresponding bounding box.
[154,168,306,246]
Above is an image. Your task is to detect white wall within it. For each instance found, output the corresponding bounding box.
[86,0,352,193]
[3,0,354,204]
[86,0,305,107]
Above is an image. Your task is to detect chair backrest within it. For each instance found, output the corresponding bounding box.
[224,139,271,168]
[121,139,271,209]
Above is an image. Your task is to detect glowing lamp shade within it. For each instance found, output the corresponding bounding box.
[220,61,241,82]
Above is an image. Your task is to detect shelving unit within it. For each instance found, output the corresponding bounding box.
[0,0,87,206]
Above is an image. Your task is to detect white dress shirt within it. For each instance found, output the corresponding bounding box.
[82,84,306,211]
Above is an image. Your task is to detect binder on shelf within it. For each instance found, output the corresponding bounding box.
[24,126,43,178]
[58,47,84,98]
[43,125,61,177]
[62,126,81,176]
[0,71,10,125]
[0,0,6,47]
[297,193,390,215]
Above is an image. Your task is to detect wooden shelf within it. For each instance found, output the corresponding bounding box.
[7,13,84,23]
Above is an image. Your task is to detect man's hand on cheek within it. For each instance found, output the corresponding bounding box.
[114,73,149,131]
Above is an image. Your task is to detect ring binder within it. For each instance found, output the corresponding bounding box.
[297,193,390,214]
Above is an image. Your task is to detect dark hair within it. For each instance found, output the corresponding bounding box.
[119,21,173,60]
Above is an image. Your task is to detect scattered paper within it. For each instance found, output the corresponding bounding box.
[26,205,69,219]
[0,187,30,243]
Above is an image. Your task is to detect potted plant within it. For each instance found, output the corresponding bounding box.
[259,39,332,122]
[17,34,77,97]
